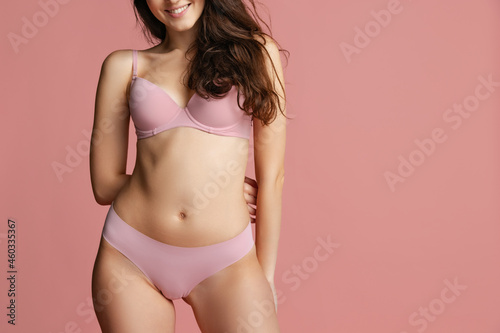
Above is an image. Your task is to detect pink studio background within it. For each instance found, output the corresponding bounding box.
[2,0,500,332]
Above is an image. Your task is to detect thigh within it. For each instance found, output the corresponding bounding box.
[183,246,280,333]
[92,237,176,333]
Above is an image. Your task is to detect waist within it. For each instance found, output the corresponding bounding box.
[112,168,251,246]
[112,130,251,245]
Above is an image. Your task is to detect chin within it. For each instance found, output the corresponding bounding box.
[168,21,198,32]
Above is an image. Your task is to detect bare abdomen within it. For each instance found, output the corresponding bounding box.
[112,127,251,246]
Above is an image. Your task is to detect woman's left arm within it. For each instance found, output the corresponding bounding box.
[253,36,287,285]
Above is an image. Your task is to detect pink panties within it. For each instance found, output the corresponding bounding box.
[101,202,254,300]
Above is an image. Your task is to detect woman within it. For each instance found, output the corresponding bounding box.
[90,0,287,332]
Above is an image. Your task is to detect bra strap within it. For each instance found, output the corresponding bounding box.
[132,49,138,79]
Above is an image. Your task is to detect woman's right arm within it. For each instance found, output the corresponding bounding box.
[90,50,132,206]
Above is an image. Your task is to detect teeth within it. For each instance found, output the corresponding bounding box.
[167,4,189,14]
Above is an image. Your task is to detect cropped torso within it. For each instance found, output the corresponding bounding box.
[112,49,253,246]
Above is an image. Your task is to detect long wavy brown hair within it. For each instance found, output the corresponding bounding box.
[132,0,289,125]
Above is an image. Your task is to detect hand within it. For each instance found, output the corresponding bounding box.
[243,176,258,223]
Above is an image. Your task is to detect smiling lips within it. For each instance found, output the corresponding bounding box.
[166,4,190,14]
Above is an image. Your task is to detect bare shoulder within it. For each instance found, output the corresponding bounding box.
[98,49,135,81]
[253,34,280,58]
[252,34,285,91]
[95,49,136,101]
[252,34,284,83]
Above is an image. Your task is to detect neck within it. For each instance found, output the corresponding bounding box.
[160,23,199,53]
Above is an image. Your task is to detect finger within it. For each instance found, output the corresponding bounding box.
[243,177,258,196]
[243,191,257,205]
[243,183,257,199]
[244,176,258,188]
[246,203,256,215]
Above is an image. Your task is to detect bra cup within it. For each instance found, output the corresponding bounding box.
[129,80,181,130]
[128,79,251,139]
[187,87,246,128]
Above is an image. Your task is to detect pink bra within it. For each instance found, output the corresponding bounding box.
[128,50,252,140]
